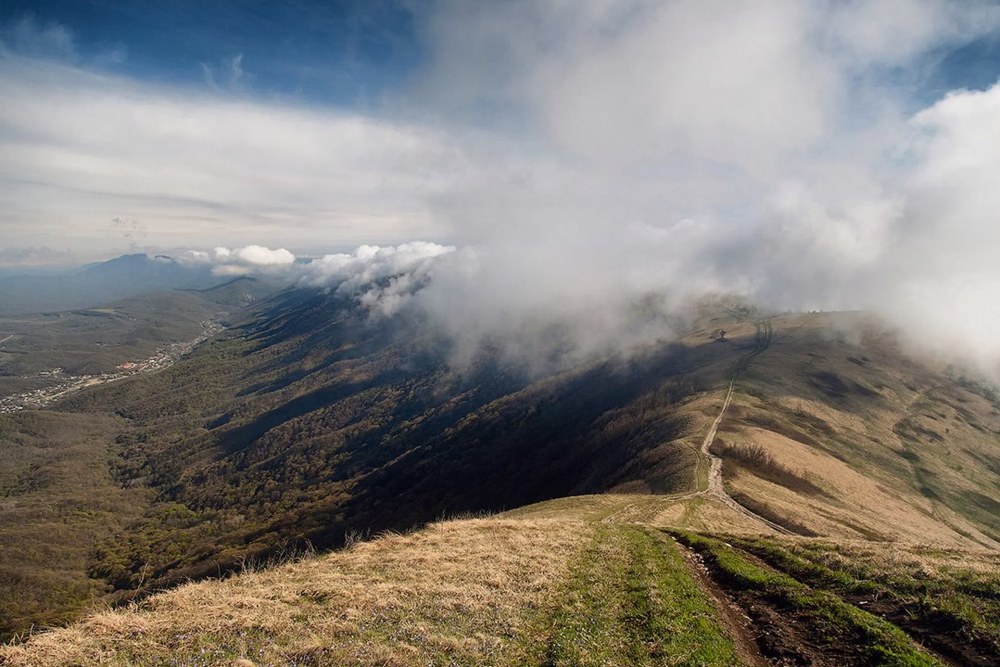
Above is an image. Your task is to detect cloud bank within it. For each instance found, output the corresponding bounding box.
[0,53,461,256]
[397,0,1000,375]
[5,1,1000,378]
[302,241,455,316]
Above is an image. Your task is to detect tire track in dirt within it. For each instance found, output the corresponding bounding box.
[671,536,890,667]
[672,538,770,667]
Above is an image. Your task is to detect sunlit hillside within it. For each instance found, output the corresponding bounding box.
[5,495,998,666]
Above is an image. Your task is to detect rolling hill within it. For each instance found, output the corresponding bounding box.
[1,287,999,664]
[0,254,238,316]
[176,276,278,308]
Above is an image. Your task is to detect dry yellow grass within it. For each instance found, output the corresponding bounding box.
[501,493,630,522]
[5,491,996,666]
[725,426,997,548]
[1,518,592,666]
[510,493,782,537]
[708,311,1000,550]
[671,496,778,535]
[796,537,1000,579]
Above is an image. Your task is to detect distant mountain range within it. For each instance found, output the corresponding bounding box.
[0,254,269,315]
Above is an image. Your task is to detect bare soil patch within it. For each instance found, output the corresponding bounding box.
[674,539,769,667]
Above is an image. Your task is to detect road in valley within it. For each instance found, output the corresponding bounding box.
[0,319,224,414]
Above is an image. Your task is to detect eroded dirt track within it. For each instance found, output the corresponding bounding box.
[673,539,769,667]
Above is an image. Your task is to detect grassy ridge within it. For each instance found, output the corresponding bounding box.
[1,520,743,666]
[713,312,1000,548]
[5,496,999,666]
[2,519,589,666]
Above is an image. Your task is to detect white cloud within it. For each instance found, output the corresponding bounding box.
[0,55,463,255]
[233,245,295,266]
[179,244,296,276]
[303,241,455,316]
[401,0,1000,375]
[5,3,1000,377]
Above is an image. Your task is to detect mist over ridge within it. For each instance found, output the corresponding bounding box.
[4,1,1000,377]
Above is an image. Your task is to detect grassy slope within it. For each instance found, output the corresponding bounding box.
[9,495,992,666]
[0,515,743,667]
[539,524,739,666]
[698,312,1000,548]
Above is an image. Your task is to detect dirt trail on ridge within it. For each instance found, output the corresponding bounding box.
[699,319,793,535]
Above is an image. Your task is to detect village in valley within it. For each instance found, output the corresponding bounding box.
[0,320,224,414]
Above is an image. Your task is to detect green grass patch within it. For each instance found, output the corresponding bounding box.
[538,524,740,667]
[671,531,943,667]
[727,537,868,591]
[732,537,1000,661]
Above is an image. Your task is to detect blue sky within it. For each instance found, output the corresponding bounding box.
[5,1,1000,114]
[0,0,422,107]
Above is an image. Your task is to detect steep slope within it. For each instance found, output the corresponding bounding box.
[712,312,1000,548]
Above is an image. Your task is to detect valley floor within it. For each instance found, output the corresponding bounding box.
[0,318,224,414]
[4,494,998,667]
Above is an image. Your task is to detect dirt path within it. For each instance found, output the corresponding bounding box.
[672,537,860,667]
[599,320,793,534]
[697,319,793,535]
[672,538,770,667]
